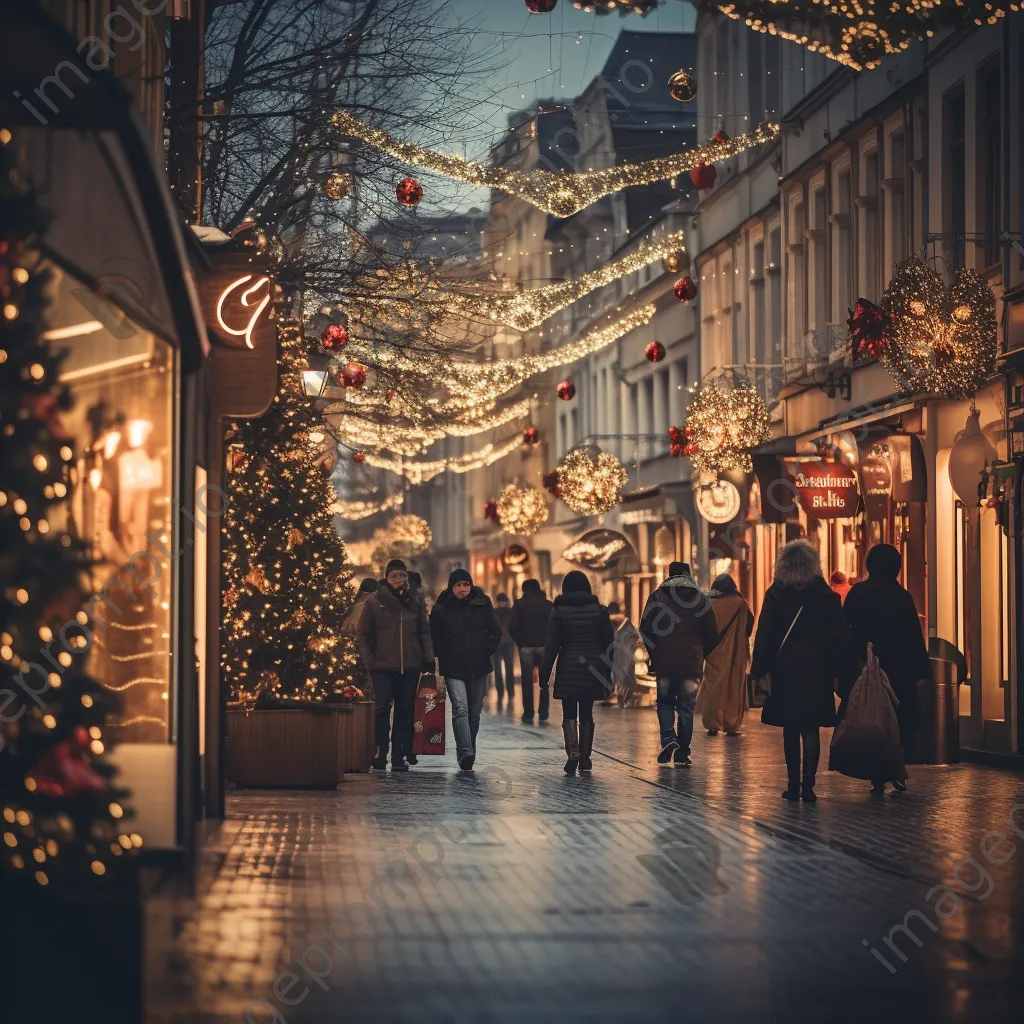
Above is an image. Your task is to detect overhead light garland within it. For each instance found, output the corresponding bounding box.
[685,376,771,475]
[496,484,550,536]
[330,492,405,520]
[558,447,629,516]
[879,258,997,401]
[331,110,779,218]
[360,434,524,485]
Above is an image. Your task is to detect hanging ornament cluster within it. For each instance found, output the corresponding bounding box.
[846,297,894,362]
[496,484,550,537]
[645,340,666,364]
[685,377,771,474]
[668,424,697,458]
[543,470,561,498]
[321,322,349,351]
[483,499,500,525]
[667,69,697,103]
[339,361,367,388]
[523,426,540,445]
[557,379,576,401]
[879,259,997,401]
[557,447,629,516]
[322,171,351,200]
[396,177,423,206]
[673,276,698,303]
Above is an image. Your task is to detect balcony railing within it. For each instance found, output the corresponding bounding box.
[784,323,848,380]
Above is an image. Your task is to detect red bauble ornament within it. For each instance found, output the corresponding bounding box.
[713,129,730,144]
[556,379,576,401]
[668,425,684,445]
[321,323,349,351]
[682,442,697,457]
[341,362,367,388]
[31,738,108,798]
[353,451,366,464]
[483,499,500,524]
[385,389,395,402]
[673,276,698,302]
[523,426,539,444]
[670,443,684,457]
[847,297,895,361]
[525,0,557,11]
[645,340,666,363]
[543,470,561,498]
[396,177,423,206]
[689,164,717,190]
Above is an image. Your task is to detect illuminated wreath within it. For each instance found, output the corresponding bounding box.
[686,376,771,475]
[557,447,629,516]
[879,259,997,401]
[495,484,549,537]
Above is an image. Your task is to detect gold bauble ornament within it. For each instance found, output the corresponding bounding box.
[323,171,351,200]
[244,566,270,594]
[557,447,628,516]
[686,377,771,475]
[495,484,549,536]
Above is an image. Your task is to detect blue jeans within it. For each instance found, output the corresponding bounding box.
[657,677,699,756]
[517,646,548,718]
[446,676,487,760]
[492,646,515,699]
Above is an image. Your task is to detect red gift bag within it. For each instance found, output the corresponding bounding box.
[412,674,446,755]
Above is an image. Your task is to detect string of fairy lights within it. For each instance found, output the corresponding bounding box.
[358,434,524,486]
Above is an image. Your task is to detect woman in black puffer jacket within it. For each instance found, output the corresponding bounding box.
[540,571,614,775]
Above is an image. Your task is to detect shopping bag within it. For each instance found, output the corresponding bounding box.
[747,673,771,709]
[412,673,446,756]
[829,644,906,782]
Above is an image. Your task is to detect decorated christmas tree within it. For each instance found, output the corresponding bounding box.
[0,133,135,889]
[221,320,362,704]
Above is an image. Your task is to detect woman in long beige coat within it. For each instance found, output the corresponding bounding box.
[696,574,753,735]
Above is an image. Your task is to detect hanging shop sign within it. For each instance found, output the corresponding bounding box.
[502,543,530,572]
[696,479,742,524]
[793,461,859,519]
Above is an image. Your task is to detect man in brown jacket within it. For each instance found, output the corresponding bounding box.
[356,559,434,771]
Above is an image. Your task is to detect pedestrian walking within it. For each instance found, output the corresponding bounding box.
[829,570,852,604]
[750,540,851,802]
[696,574,753,736]
[508,578,553,723]
[607,602,640,708]
[639,561,720,768]
[492,593,516,708]
[540,571,614,775]
[430,568,502,772]
[842,543,931,793]
[355,560,434,773]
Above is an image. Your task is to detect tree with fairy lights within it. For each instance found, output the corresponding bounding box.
[0,136,136,891]
[221,321,364,705]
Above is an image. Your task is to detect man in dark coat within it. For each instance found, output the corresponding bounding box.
[842,543,931,785]
[430,569,502,772]
[640,562,720,768]
[491,593,516,708]
[508,578,553,723]
[356,559,434,772]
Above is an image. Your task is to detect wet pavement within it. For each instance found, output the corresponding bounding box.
[147,694,1024,1023]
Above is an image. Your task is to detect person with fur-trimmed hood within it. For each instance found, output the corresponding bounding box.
[640,562,721,767]
[750,540,852,802]
[430,569,502,772]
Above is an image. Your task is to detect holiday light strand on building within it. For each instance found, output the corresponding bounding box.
[496,484,550,536]
[360,433,524,485]
[557,447,629,516]
[685,376,771,475]
[330,491,405,520]
[331,110,779,218]
[879,258,997,401]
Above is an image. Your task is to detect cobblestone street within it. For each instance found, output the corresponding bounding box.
[148,697,1024,1024]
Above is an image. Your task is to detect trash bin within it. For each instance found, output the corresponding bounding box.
[914,638,967,765]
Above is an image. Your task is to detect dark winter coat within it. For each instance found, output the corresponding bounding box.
[493,604,515,650]
[841,576,931,735]
[539,592,615,701]
[639,575,721,681]
[751,575,851,729]
[356,583,434,674]
[508,590,553,648]
[430,586,502,681]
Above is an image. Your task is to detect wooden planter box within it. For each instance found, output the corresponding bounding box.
[226,700,374,788]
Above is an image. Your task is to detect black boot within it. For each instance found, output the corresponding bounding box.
[562,721,579,775]
[578,722,595,773]
[538,686,550,722]
[801,777,817,802]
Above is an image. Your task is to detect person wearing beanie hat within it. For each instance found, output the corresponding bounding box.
[356,559,434,772]
[430,568,502,771]
[509,578,553,722]
[539,571,615,775]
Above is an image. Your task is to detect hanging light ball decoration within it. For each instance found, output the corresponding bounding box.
[645,340,666,363]
[483,499,500,525]
[525,0,557,11]
[557,379,576,401]
[662,250,688,275]
[685,377,771,475]
[557,446,629,516]
[388,514,432,555]
[496,484,549,537]
[340,361,367,388]
[396,177,423,206]
[690,164,717,190]
[847,297,894,361]
[352,451,366,464]
[321,322,349,351]
[523,425,540,444]
[673,276,698,303]
[322,171,351,200]
[879,258,997,400]
[542,469,561,498]
[667,69,697,103]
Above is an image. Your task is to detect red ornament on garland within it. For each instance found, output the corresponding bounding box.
[396,177,423,206]
[542,470,561,498]
[673,276,698,302]
[525,0,557,11]
[668,425,684,445]
[352,451,366,464]
[645,340,666,363]
[713,129,730,144]
[483,499,500,524]
[689,164,717,191]
[670,443,684,457]
[321,323,349,351]
[556,379,576,401]
[523,426,539,444]
[847,297,895,361]
[341,362,367,388]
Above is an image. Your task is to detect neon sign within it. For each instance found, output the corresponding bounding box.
[214,275,271,350]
